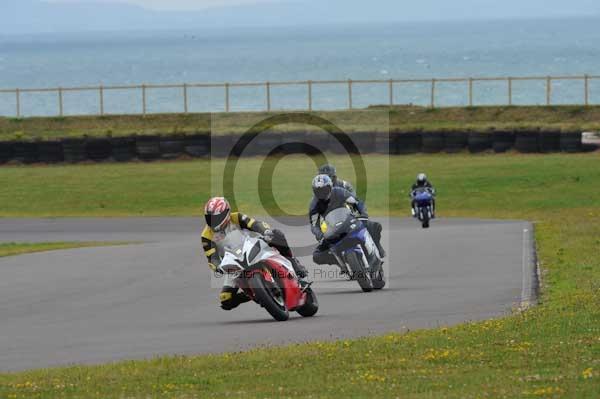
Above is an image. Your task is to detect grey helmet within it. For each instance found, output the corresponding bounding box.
[417,173,427,183]
[318,164,337,183]
[312,174,333,200]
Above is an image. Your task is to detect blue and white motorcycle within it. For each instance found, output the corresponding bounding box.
[412,187,435,229]
[320,207,385,292]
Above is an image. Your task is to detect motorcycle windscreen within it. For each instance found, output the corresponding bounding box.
[322,207,358,241]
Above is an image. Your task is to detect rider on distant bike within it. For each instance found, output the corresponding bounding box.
[309,175,385,266]
[410,173,436,218]
[203,197,308,310]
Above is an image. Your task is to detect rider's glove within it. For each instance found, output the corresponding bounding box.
[311,225,324,241]
[262,229,274,243]
[208,262,223,276]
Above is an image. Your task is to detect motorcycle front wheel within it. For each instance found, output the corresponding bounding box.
[251,273,289,321]
[345,251,373,292]
[421,208,430,229]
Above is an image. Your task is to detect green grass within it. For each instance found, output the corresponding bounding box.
[0,242,132,258]
[1,105,599,141]
[0,153,598,218]
[0,154,599,398]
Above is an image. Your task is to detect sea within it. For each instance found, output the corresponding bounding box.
[1,17,600,116]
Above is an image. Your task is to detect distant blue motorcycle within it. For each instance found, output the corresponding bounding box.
[320,207,385,292]
[412,188,435,229]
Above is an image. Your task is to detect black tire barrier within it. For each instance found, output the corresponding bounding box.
[374,132,391,154]
[304,132,328,155]
[560,132,582,153]
[251,132,283,156]
[281,132,310,155]
[62,139,87,163]
[394,132,422,154]
[539,131,561,153]
[468,132,492,153]
[184,134,210,158]
[86,139,112,161]
[13,142,39,164]
[37,141,64,163]
[136,136,161,161]
[492,131,515,153]
[350,132,376,154]
[211,134,235,158]
[422,132,445,153]
[0,130,591,166]
[515,132,540,153]
[444,132,468,153]
[327,132,349,154]
[111,137,136,162]
[0,142,13,164]
[159,136,185,159]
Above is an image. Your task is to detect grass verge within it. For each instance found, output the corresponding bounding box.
[1,105,599,141]
[0,153,598,217]
[0,242,132,258]
[0,154,599,398]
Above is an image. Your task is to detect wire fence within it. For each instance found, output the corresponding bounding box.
[0,74,598,117]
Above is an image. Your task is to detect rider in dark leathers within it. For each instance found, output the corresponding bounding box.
[410,173,436,218]
[318,164,356,196]
[309,175,385,266]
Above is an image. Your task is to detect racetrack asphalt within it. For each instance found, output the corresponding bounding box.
[0,217,535,371]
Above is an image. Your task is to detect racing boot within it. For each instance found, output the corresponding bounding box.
[375,240,386,259]
[289,257,310,288]
[220,288,251,311]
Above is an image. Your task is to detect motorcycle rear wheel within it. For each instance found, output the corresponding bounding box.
[251,273,289,321]
[345,251,373,292]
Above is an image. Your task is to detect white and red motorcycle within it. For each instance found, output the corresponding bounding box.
[217,229,318,321]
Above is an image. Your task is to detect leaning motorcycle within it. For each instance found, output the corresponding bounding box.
[412,188,434,229]
[217,229,318,321]
[320,207,385,292]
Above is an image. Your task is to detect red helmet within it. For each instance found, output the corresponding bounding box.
[204,197,231,231]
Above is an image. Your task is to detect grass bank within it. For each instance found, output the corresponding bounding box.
[1,105,599,141]
[0,242,132,258]
[0,154,599,397]
[0,153,598,218]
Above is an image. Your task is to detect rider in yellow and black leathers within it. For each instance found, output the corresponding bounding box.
[203,198,308,311]
[201,212,270,273]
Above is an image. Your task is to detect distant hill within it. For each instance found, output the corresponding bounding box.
[1,0,599,35]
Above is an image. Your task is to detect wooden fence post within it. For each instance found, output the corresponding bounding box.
[307,80,313,111]
[183,83,188,113]
[58,87,64,116]
[508,77,513,106]
[142,84,147,116]
[348,79,353,110]
[225,83,230,112]
[389,79,394,106]
[584,75,589,106]
[468,78,473,106]
[99,86,104,115]
[430,79,436,108]
[16,88,21,117]
[546,76,552,106]
[266,81,271,112]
